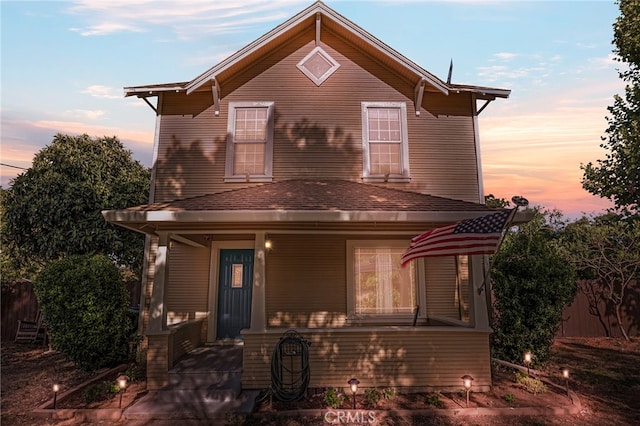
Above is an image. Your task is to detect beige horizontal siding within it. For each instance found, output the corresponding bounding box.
[152,31,480,202]
[425,257,460,319]
[265,234,347,328]
[167,242,211,314]
[170,319,204,362]
[140,236,158,346]
[243,328,491,391]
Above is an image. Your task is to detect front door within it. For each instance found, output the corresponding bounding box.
[217,249,254,339]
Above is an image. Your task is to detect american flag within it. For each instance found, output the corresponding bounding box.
[401,209,513,266]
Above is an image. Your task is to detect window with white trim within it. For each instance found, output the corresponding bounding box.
[347,240,418,320]
[225,102,274,182]
[361,102,410,182]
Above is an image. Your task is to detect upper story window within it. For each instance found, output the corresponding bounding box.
[225,102,274,182]
[361,102,410,183]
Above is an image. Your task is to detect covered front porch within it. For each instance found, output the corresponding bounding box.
[102,180,523,392]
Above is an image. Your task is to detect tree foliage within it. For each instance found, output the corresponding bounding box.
[35,254,133,370]
[491,210,577,366]
[560,213,640,340]
[2,134,150,276]
[1,188,40,282]
[581,0,640,215]
[484,194,510,209]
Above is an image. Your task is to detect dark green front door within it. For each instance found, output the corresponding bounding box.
[217,249,254,339]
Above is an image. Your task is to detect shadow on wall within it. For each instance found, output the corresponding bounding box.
[153,113,361,202]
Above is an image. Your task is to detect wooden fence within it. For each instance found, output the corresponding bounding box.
[1,280,141,342]
[557,280,639,338]
[1,280,40,341]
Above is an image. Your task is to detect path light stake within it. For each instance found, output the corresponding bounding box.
[461,375,474,408]
[117,375,128,408]
[524,352,532,375]
[562,368,570,396]
[348,378,360,410]
[52,384,60,409]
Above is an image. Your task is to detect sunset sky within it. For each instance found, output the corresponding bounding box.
[1,1,623,219]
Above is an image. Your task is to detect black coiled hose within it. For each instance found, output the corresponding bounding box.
[257,330,311,404]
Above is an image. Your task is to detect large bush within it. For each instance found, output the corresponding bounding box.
[35,254,132,370]
[491,210,577,366]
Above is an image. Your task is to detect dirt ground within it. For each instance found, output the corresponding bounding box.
[1,337,639,425]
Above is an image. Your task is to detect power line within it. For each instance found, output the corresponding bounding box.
[0,163,28,170]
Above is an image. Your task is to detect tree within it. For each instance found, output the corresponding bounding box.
[35,254,132,370]
[581,0,640,215]
[561,213,640,340]
[491,209,577,366]
[1,188,40,282]
[484,194,510,208]
[2,134,150,276]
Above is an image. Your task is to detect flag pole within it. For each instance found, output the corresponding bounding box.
[476,196,529,295]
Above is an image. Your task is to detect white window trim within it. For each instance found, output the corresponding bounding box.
[361,102,411,183]
[296,46,341,86]
[346,240,425,325]
[224,101,274,183]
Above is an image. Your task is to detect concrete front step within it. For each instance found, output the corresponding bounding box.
[123,389,259,420]
[167,370,241,391]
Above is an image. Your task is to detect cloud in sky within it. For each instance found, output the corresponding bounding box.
[66,0,300,38]
[81,85,121,99]
[1,116,154,187]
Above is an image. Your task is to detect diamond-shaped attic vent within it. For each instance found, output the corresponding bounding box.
[297,46,340,86]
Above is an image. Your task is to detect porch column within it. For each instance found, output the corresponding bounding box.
[249,232,267,331]
[469,255,490,329]
[149,231,171,332]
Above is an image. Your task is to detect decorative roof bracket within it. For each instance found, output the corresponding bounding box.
[315,13,321,46]
[476,99,492,115]
[138,95,158,114]
[414,79,425,116]
[212,77,221,116]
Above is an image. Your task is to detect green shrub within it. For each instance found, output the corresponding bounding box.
[426,393,444,408]
[382,387,395,400]
[83,383,107,404]
[323,387,345,409]
[364,388,381,406]
[515,371,547,394]
[35,254,132,370]
[503,393,515,403]
[491,210,576,365]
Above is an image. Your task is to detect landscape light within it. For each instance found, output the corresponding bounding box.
[461,375,474,407]
[117,375,128,408]
[524,352,532,375]
[348,378,360,410]
[52,384,60,409]
[562,368,570,395]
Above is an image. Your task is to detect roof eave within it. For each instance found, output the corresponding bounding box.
[103,208,501,228]
[124,83,188,98]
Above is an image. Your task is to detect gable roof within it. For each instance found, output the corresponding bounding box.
[124,1,510,102]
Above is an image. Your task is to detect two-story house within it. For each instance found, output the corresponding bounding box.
[104,1,517,392]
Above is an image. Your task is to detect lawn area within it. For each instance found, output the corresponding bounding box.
[1,337,638,425]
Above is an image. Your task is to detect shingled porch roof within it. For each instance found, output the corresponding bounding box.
[102,180,510,235]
